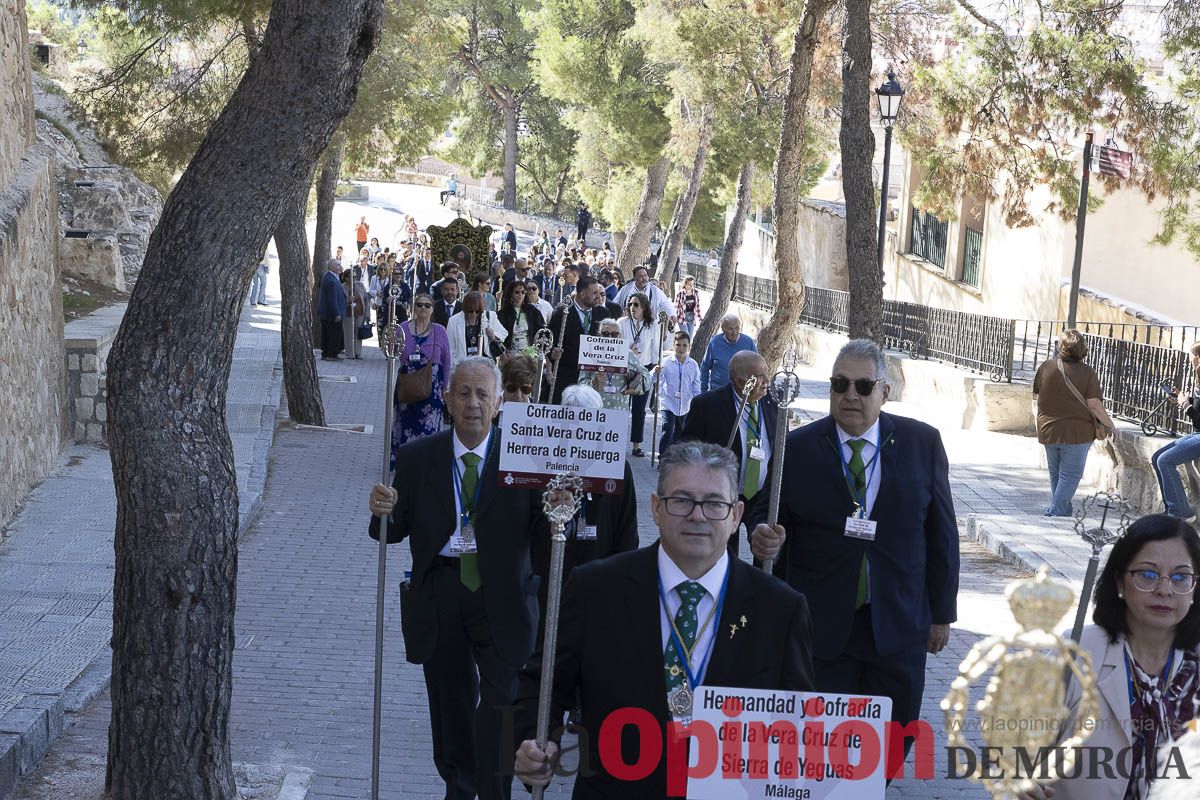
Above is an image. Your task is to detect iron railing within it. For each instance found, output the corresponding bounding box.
[1014,320,1199,378]
[961,227,983,287]
[677,261,779,310]
[910,207,949,268]
[801,286,1016,382]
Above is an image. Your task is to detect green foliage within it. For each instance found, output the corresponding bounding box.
[906,0,1200,262]
[25,0,90,50]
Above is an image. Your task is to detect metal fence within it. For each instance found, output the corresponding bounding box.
[909,207,949,268]
[800,286,1016,382]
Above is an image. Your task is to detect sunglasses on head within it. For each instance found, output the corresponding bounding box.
[830,376,881,396]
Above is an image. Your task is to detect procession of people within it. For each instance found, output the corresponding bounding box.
[347,205,1198,800]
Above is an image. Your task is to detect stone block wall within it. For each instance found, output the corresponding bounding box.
[0,0,35,192]
[0,149,66,528]
[63,304,124,444]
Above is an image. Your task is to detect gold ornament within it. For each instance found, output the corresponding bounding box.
[941,567,1099,798]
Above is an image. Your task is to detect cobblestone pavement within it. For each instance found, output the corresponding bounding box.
[12,186,1096,799]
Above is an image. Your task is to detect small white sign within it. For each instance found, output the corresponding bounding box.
[686,687,892,800]
[578,335,630,373]
[498,402,629,493]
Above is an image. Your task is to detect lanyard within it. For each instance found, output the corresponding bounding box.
[451,431,492,523]
[833,434,888,517]
[1124,646,1176,708]
[738,400,762,443]
[657,566,730,692]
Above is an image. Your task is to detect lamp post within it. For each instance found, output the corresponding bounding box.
[76,37,87,59]
[874,69,904,270]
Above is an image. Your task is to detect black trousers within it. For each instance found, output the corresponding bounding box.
[320,318,343,358]
[576,224,587,242]
[813,605,927,759]
[422,560,519,800]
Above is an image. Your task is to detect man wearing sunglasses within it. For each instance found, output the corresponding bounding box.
[749,338,959,763]
[514,441,813,797]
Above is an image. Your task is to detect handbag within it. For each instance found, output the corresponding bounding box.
[1056,358,1106,440]
[357,323,373,340]
[395,361,433,404]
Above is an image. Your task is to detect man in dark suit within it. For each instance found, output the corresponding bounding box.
[679,351,776,557]
[408,245,436,295]
[751,338,959,759]
[316,258,346,360]
[513,441,811,798]
[433,278,462,327]
[529,385,639,622]
[369,357,546,800]
[502,223,518,254]
[546,277,610,404]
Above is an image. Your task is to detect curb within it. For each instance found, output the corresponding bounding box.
[0,694,63,800]
[276,768,313,800]
[964,514,1075,584]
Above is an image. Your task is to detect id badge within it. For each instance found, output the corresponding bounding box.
[748,444,766,462]
[604,383,617,393]
[450,522,478,554]
[409,353,422,362]
[577,525,598,541]
[844,516,877,541]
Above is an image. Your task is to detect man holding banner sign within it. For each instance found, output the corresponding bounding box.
[513,442,815,798]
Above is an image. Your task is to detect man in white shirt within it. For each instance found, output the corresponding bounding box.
[513,442,812,797]
[613,265,673,321]
[657,330,701,455]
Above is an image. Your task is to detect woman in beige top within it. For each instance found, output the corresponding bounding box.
[1032,329,1115,516]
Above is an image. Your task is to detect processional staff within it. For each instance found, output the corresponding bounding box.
[649,310,670,467]
[547,302,572,404]
[532,475,585,800]
[761,366,802,574]
[725,375,760,451]
[370,285,405,800]
[532,327,554,402]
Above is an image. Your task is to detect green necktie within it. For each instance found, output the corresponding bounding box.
[664,581,707,694]
[742,403,761,500]
[460,452,482,591]
[847,439,869,609]
[581,307,592,332]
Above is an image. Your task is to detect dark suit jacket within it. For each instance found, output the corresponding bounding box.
[750,412,959,659]
[679,384,779,493]
[368,429,544,668]
[317,270,346,321]
[547,302,610,403]
[497,305,547,350]
[515,543,815,799]
[432,298,462,328]
[529,461,638,617]
[408,259,435,295]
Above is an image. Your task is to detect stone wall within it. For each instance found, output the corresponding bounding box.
[0,1,66,530]
[0,0,35,192]
[0,148,66,528]
[63,304,124,443]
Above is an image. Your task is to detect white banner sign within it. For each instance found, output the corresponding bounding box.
[686,687,892,800]
[498,402,628,493]
[578,335,630,373]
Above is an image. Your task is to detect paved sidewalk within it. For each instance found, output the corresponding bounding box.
[0,290,284,799]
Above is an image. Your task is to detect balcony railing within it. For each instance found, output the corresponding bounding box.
[961,227,983,287]
[909,207,949,268]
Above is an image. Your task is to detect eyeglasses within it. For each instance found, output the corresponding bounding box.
[414,302,433,309]
[1125,569,1197,594]
[505,384,533,394]
[601,331,620,338]
[830,376,881,396]
[627,302,640,308]
[661,496,736,520]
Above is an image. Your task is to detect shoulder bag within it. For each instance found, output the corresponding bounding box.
[1056,358,1106,440]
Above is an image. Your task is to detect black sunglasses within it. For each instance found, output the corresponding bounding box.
[414,302,433,309]
[830,376,881,396]
[505,383,533,394]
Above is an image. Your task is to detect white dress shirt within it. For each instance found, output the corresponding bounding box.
[659,356,701,416]
[440,430,493,557]
[532,297,553,321]
[614,281,673,320]
[658,546,729,710]
[734,394,771,496]
[619,317,662,367]
[835,419,882,516]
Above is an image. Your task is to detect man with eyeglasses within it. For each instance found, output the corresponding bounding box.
[680,351,779,559]
[749,337,959,762]
[546,277,609,404]
[513,441,814,797]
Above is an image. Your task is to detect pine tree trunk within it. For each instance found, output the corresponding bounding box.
[692,162,754,365]
[275,187,327,426]
[104,2,381,798]
[840,0,882,342]
[615,153,671,277]
[502,102,519,211]
[655,106,714,287]
[756,0,837,370]
[311,135,344,344]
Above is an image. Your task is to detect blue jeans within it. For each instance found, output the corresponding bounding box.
[659,410,687,456]
[248,272,266,305]
[1152,433,1200,518]
[1044,443,1091,516]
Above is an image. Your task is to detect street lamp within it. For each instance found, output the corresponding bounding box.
[76,37,87,59]
[875,68,904,270]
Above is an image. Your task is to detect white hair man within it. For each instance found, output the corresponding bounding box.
[368,356,546,800]
[698,313,757,391]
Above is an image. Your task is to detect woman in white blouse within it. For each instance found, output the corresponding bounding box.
[447,291,508,369]
[618,292,662,457]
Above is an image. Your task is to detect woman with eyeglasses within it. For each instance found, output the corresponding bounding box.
[619,293,660,457]
[1019,514,1200,800]
[391,292,451,455]
[501,354,538,404]
[524,279,553,321]
[497,280,546,354]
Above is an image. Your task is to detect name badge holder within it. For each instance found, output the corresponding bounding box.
[745,403,766,463]
[839,438,884,542]
[450,434,491,555]
[575,496,598,540]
